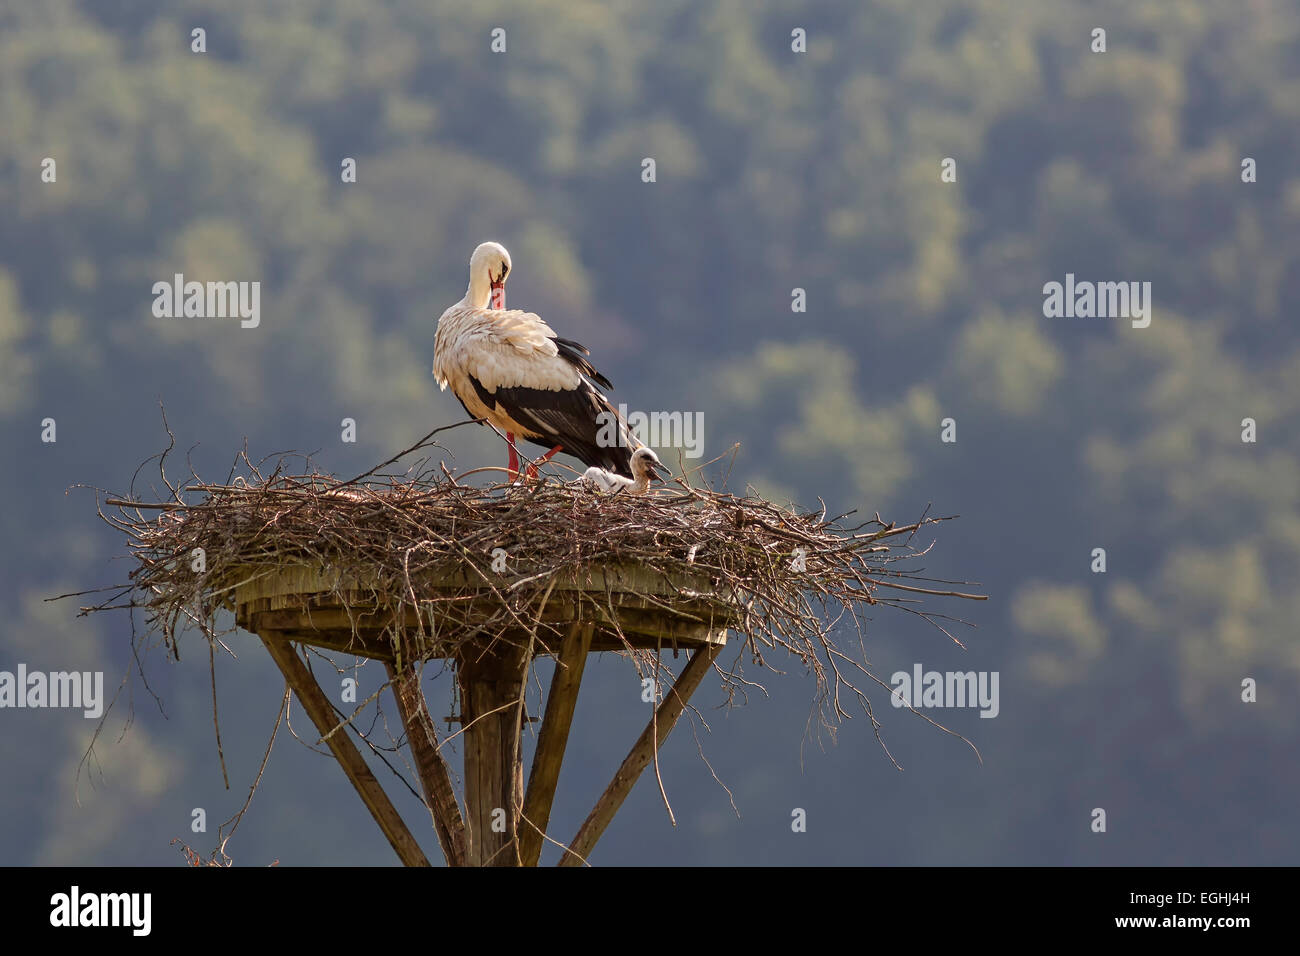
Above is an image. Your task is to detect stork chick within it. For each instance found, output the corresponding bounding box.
[580,447,668,495]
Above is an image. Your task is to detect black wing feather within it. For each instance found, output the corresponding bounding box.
[469,377,636,477]
[466,332,634,476]
[553,337,614,390]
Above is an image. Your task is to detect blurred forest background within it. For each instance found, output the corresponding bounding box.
[2,0,1298,865]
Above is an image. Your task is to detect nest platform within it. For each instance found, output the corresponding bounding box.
[232,562,735,661]
[85,449,984,867]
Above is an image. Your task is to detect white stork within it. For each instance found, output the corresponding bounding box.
[434,241,639,479]
[580,447,668,495]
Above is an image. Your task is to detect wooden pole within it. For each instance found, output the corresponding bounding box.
[558,640,722,866]
[259,632,431,867]
[385,661,469,867]
[519,622,593,866]
[456,636,530,866]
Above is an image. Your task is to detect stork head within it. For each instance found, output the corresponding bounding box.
[631,446,668,483]
[469,241,511,308]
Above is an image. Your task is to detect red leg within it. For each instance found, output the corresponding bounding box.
[523,445,563,480]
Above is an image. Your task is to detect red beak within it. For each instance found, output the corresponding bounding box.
[490,282,505,309]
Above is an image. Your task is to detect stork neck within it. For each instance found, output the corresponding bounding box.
[466,271,493,309]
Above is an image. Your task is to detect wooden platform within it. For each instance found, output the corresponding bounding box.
[230,562,738,662]
[229,559,740,865]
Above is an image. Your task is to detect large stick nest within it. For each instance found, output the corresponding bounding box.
[81,424,985,745]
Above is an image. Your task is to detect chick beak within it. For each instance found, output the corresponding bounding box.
[490,281,505,309]
[649,461,669,482]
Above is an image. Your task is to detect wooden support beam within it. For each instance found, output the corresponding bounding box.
[457,637,530,866]
[558,640,722,866]
[519,622,593,866]
[385,661,469,867]
[259,632,431,867]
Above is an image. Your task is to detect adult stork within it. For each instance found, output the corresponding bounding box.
[434,241,639,479]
